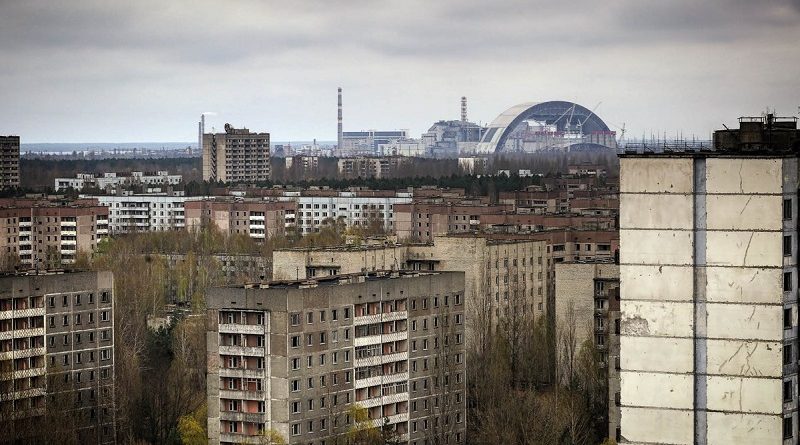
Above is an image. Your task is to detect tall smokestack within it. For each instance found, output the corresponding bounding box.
[461,96,467,122]
[337,87,343,151]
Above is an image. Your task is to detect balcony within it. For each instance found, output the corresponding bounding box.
[354,310,408,326]
[355,351,408,368]
[0,347,45,361]
[219,323,265,335]
[219,389,265,401]
[61,239,77,246]
[60,221,77,227]
[249,215,265,221]
[0,327,44,341]
[0,307,44,320]
[219,345,265,357]
[354,330,407,347]
[355,372,408,389]
[5,366,46,380]
[357,391,409,409]
[219,368,265,379]
[370,412,409,428]
[220,410,266,424]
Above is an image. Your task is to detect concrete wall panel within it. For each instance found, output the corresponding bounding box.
[706,158,782,194]
[706,231,782,267]
[706,376,782,414]
[620,336,693,373]
[705,266,782,304]
[621,372,694,409]
[620,194,693,230]
[621,301,694,337]
[706,194,782,230]
[620,265,694,301]
[707,412,782,445]
[620,407,693,444]
[620,157,694,194]
[705,339,783,377]
[620,229,693,265]
[706,303,783,341]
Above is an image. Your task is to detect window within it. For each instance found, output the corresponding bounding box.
[332,309,338,321]
[291,380,300,392]
[786,308,793,329]
[306,334,313,347]
[320,332,326,344]
[291,423,300,436]
[100,311,109,322]
[319,354,326,365]
[344,307,351,319]
[785,272,793,292]
[785,199,793,220]
[785,235,793,257]
[291,357,300,370]
[784,380,793,402]
[307,312,314,324]
[291,336,300,348]
[320,311,326,322]
[290,313,301,326]
[785,417,794,439]
[784,344,793,365]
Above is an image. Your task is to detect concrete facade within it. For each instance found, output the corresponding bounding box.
[55,171,182,192]
[206,271,466,445]
[184,198,296,240]
[0,271,115,443]
[619,153,799,444]
[555,261,620,440]
[0,136,20,189]
[91,192,191,234]
[203,125,271,183]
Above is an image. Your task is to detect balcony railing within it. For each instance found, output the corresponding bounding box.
[354,310,408,326]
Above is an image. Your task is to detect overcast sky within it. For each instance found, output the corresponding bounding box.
[1,0,799,143]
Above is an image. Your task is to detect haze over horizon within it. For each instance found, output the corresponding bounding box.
[1,0,799,143]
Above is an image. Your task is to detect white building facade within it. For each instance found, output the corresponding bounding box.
[89,192,198,234]
[278,191,412,234]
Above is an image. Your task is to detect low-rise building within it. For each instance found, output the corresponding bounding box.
[206,270,466,445]
[54,171,182,192]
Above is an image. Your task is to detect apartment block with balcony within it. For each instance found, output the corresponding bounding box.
[0,136,20,189]
[206,270,466,445]
[0,271,115,444]
[203,124,270,183]
[555,261,620,441]
[184,198,296,240]
[91,192,190,234]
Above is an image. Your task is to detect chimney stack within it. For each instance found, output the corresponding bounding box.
[338,87,343,151]
[461,96,467,122]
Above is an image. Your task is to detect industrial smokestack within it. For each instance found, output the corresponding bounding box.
[461,96,467,122]
[338,87,343,151]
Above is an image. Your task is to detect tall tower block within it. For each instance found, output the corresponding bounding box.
[337,87,343,150]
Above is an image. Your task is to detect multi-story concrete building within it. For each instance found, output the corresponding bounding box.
[206,270,466,445]
[339,130,409,156]
[90,192,190,234]
[0,271,115,444]
[337,157,412,180]
[184,198,296,240]
[54,171,182,192]
[0,136,20,189]
[278,190,412,235]
[555,261,620,440]
[203,124,271,183]
[272,235,548,344]
[0,199,109,269]
[618,115,800,444]
[393,201,513,242]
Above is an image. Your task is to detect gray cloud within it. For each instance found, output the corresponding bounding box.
[0,0,798,142]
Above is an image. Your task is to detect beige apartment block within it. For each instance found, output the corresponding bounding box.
[206,271,466,445]
[203,124,270,183]
[619,115,800,445]
[272,235,548,345]
[555,261,620,440]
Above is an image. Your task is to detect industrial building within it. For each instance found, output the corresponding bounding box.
[203,124,271,183]
[206,270,466,445]
[618,115,800,443]
[0,136,20,189]
[475,101,617,154]
[0,271,116,444]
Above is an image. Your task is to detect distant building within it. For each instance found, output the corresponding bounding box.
[90,191,190,234]
[54,171,182,192]
[555,261,620,440]
[203,124,270,183]
[339,130,409,156]
[0,136,20,188]
[457,157,488,175]
[337,157,412,179]
[0,198,109,269]
[206,271,467,445]
[619,115,800,443]
[422,120,483,157]
[0,271,116,444]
